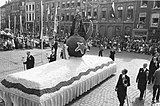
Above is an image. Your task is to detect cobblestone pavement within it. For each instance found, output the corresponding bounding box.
[66,48,156,106]
[0,47,158,106]
[0,47,62,78]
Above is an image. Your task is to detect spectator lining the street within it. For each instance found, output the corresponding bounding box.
[148,56,159,84]
[136,63,149,100]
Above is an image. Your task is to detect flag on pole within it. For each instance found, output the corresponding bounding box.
[40,0,44,63]
[53,3,58,35]
[40,0,43,39]
[47,6,50,15]
[47,6,50,21]
[14,15,16,33]
[8,15,10,29]
[110,1,115,18]
[20,13,23,34]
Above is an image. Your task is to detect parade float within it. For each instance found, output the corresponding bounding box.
[0,13,116,106]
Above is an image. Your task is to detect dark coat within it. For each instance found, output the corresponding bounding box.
[23,55,35,69]
[53,42,58,60]
[116,74,130,98]
[136,68,149,91]
[109,51,115,61]
[48,53,56,62]
[149,58,159,76]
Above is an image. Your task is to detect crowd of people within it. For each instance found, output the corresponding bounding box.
[90,36,160,56]
[0,34,51,51]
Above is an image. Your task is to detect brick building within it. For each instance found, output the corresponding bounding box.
[1,0,160,40]
[133,0,160,41]
[47,0,139,39]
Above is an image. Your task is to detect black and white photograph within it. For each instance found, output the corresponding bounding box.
[0,0,160,106]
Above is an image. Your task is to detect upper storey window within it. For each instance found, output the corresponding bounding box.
[127,5,133,20]
[153,0,160,9]
[141,0,148,8]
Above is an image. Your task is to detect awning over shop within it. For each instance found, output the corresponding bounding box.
[132,28,148,37]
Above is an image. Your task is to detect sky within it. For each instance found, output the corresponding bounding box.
[0,0,6,7]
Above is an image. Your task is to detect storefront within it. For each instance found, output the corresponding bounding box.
[132,29,148,41]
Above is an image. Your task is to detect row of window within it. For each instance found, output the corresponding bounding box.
[43,0,160,10]
[139,12,160,28]
[26,4,35,12]
[141,0,160,8]
[26,13,35,22]
[101,5,133,20]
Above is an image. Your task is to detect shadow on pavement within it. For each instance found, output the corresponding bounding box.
[131,97,145,106]
[66,74,116,106]
[147,84,153,92]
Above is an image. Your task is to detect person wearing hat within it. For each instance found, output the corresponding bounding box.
[23,51,35,70]
[148,56,159,84]
[115,69,130,106]
[136,63,149,100]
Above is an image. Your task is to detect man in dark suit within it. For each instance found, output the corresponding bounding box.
[136,63,149,100]
[115,69,130,106]
[47,50,56,62]
[23,51,35,70]
[152,67,160,103]
[51,39,58,61]
[109,48,115,61]
[148,56,159,84]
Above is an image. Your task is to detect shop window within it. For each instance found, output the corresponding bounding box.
[117,6,123,20]
[141,0,148,8]
[127,6,133,20]
[153,0,160,8]
[125,26,132,35]
[139,12,146,25]
[151,13,159,27]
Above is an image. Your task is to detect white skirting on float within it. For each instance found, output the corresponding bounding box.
[0,55,116,106]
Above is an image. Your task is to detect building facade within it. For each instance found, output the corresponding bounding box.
[44,0,139,39]
[133,0,160,41]
[1,4,6,29]
[0,0,25,34]
[1,0,160,40]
